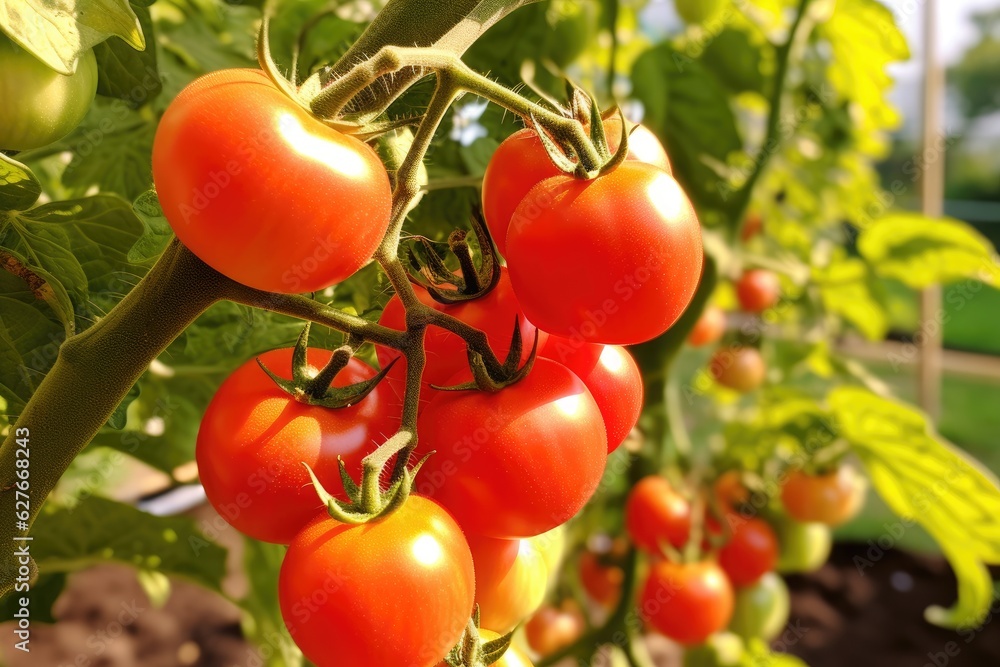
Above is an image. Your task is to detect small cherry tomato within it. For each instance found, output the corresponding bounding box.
[579,550,624,608]
[639,560,734,646]
[540,337,643,452]
[781,466,866,526]
[709,346,766,392]
[735,269,780,313]
[716,517,780,588]
[688,305,727,347]
[728,572,790,642]
[625,476,692,555]
[775,517,833,574]
[524,603,585,657]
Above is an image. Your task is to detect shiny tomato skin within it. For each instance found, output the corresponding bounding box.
[196,347,397,544]
[482,121,670,256]
[688,305,727,347]
[639,560,734,646]
[579,550,624,608]
[506,163,703,345]
[279,496,475,667]
[524,605,586,657]
[541,337,642,452]
[735,269,780,313]
[625,476,692,555]
[152,68,391,293]
[716,517,780,588]
[376,267,540,412]
[709,346,766,392]
[415,358,607,538]
[781,467,866,527]
[0,37,97,151]
[468,534,549,633]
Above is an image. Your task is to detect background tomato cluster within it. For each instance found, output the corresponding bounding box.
[2,0,1000,666]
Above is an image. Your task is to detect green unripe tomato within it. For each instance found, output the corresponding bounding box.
[683,632,745,667]
[728,572,791,642]
[0,35,97,151]
[674,0,729,25]
[775,518,833,574]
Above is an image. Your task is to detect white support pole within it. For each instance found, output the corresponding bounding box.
[918,0,944,421]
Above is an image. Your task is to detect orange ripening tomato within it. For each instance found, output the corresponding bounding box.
[506,163,703,345]
[741,214,764,242]
[153,68,391,293]
[540,337,642,452]
[468,534,549,633]
[781,466,866,527]
[638,560,734,646]
[482,119,670,256]
[524,604,586,657]
[709,346,766,393]
[714,470,751,509]
[625,476,692,555]
[196,347,397,544]
[735,269,780,313]
[279,496,475,667]
[688,305,727,347]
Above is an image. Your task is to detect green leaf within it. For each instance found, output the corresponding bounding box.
[0,153,41,211]
[858,213,1000,288]
[129,190,173,264]
[632,43,742,210]
[239,539,304,667]
[0,573,66,624]
[29,496,227,592]
[0,0,145,75]
[814,255,888,340]
[829,386,1000,629]
[93,2,161,104]
[700,28,767,94]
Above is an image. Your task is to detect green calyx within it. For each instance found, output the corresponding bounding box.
[531,81,630,180]
[443,608,516,667]
[258,323,393,409]
[434,318,539,394]
[305,431,430,524]
[407,209,502,305]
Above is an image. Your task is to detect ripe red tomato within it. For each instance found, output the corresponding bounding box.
[781,466,866,526]
[153,69,391,293]
[377,267,540,412]
[579,550,624,608]
[688,305,727,347]
[709,346,765,392]
[482,120,670,255]
[715,516,779,587]
[735,269,780,313]
[524,604,585,656]
[625,476,692,555]
[507,163,703,345]
[468,534,548,633]
[639,560,734,645]
[279,496,475,667]
[196,347,397,544]
[415,358,607,538]
[540,337,642,452]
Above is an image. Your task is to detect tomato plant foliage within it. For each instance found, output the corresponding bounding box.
[2,0,1000,666]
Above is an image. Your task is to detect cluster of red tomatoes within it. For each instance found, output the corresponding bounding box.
[155,69,707,666]
[548,467,865,654]
[689,265,782,393]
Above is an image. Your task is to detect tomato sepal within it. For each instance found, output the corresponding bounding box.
[256,323,395,409]
[408,211,503,304]
[431,319,539,393]
[443,610,516,667]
